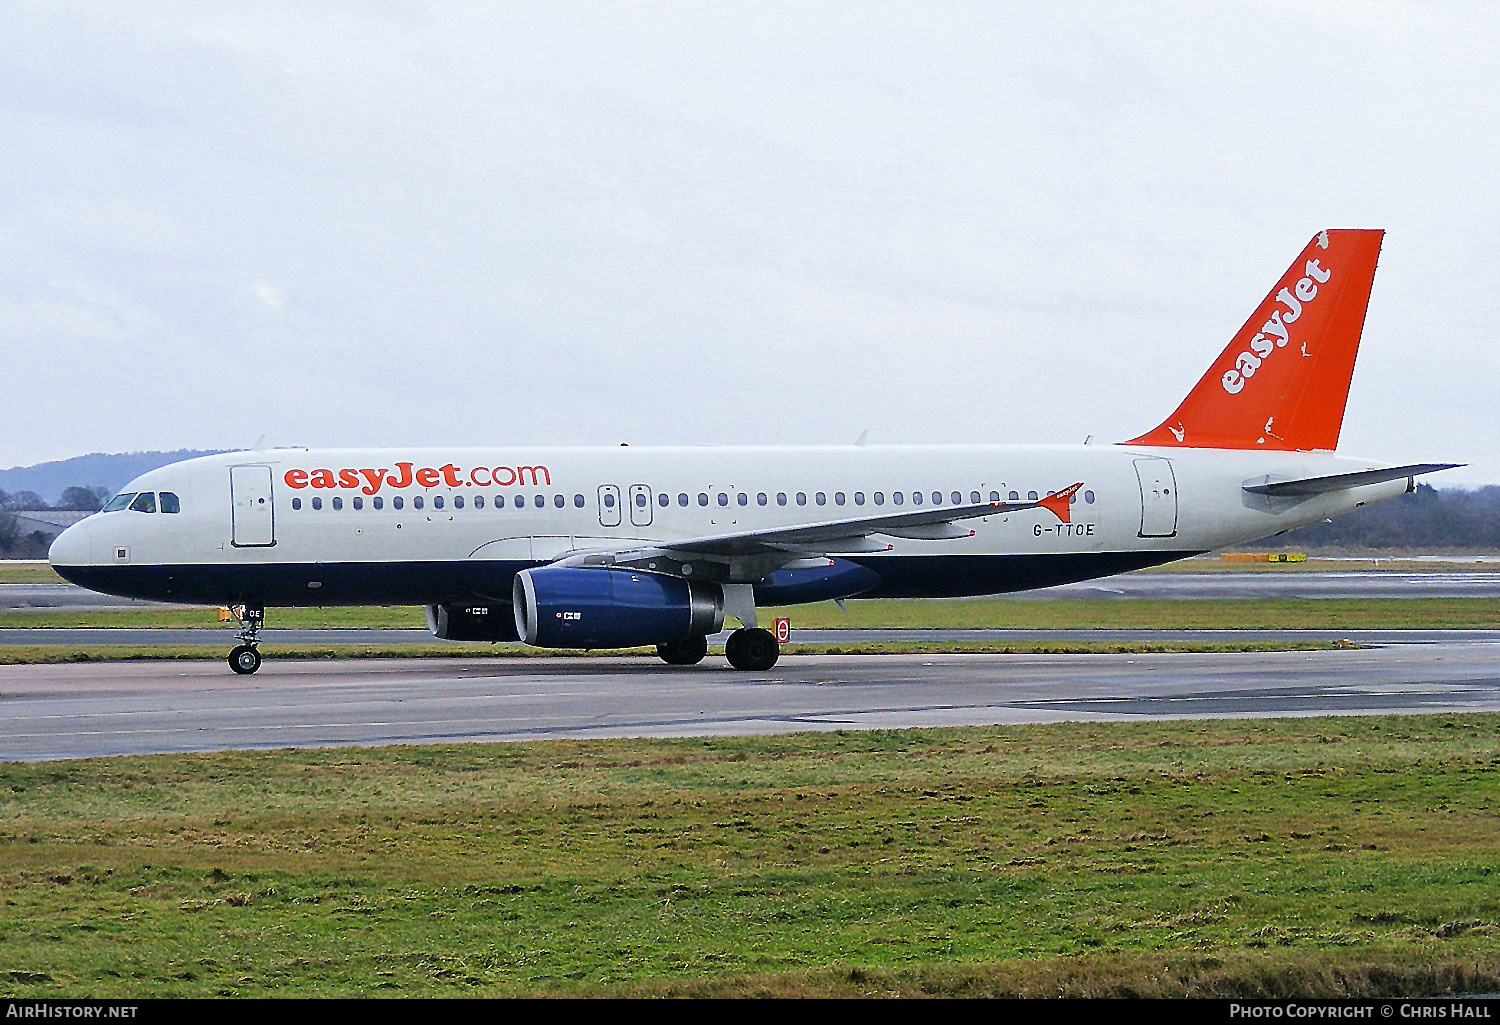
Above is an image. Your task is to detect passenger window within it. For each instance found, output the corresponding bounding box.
[414,496,424,510]
[1028,491,1039,501]
[453,495,463,509]
[737,493,748,506]
[393,496,403,510]
[658,493,669,507]
[796,493,807,506]
[932,492,942,505]
[815,492,826,506]
[292,497,302,510]
[534,494,544,507]
[757,493,767,506]
[374,496,385,510]
[554,495,565,508]
[494,495,504,508]
[312,497,323,511]
[912,492,923,506]
[603,493,615,508]
[160,492,181,514]
[432,496,443,509]
[354,497,364,510]
[776,493,787,506]
[332,497,343,511]
[889,492,899,506]
[129,492,156,513]
[953,492,963,505]
[679,493,689,507]
[717,493,728,506]
[988,491,999,502]
[854,492,865,506]
[473,495,484,509]
[515,495,525,508]
[102,493,135,513]
[1084,490,1095,504]
[1009,491,1019,501]
[835,492,845,506]
[576,494,586,508]
[698,493,709,507]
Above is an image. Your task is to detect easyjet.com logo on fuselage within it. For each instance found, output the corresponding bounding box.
[283,462,552,495]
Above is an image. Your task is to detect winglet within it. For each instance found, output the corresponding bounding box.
[1038,483,1084,523]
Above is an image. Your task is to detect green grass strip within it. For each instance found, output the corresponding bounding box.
[1,716,1498,996]
[5,596,1500,630]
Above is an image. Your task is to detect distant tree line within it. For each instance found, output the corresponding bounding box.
[0,487,111,558]
[1262,484,1500,551]
[0,486,111,512]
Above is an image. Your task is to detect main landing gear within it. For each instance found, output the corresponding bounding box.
[724,628,779,671]
[227,604,265,675]
[656,634,708,665]
[655,628,780,671]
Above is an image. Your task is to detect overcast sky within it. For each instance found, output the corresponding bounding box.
[3,1,1497,484]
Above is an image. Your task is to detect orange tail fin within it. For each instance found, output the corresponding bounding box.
[1123,229,1384,451]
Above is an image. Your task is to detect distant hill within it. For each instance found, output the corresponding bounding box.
[0,451,229,505]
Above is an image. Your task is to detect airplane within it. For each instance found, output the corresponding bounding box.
[48,229,1458,675]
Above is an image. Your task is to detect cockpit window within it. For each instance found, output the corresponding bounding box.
[160,492,180,514]
[102,493,136,513]
[129,492,157,514]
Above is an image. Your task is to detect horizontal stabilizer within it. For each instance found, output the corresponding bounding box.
[1242,463,1461,497]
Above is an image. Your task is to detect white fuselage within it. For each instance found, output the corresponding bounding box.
[48,443,1408,610]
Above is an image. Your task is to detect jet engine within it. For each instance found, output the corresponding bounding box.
[425,603,521,642]
[512,566,724,649]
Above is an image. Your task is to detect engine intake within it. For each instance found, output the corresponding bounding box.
[513,567,724,649]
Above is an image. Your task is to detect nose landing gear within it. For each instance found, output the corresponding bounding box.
[227,604,265,675]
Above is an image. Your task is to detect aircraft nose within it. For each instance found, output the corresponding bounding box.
[48,519,93,569]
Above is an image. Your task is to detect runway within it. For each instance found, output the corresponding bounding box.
[4,638,1499,761]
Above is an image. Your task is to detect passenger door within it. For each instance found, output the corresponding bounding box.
[230,465,276,547]
[1134,457,1178,538]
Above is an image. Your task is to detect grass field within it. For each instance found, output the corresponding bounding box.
[2,716,1498,998]
[4,597,1500,631]
[0,562,66,583]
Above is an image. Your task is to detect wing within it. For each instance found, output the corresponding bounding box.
[551,483,1084,582]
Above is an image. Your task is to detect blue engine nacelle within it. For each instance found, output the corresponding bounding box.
[513,567,725,649]
[751,558,881,606]
[425,603,521,642]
